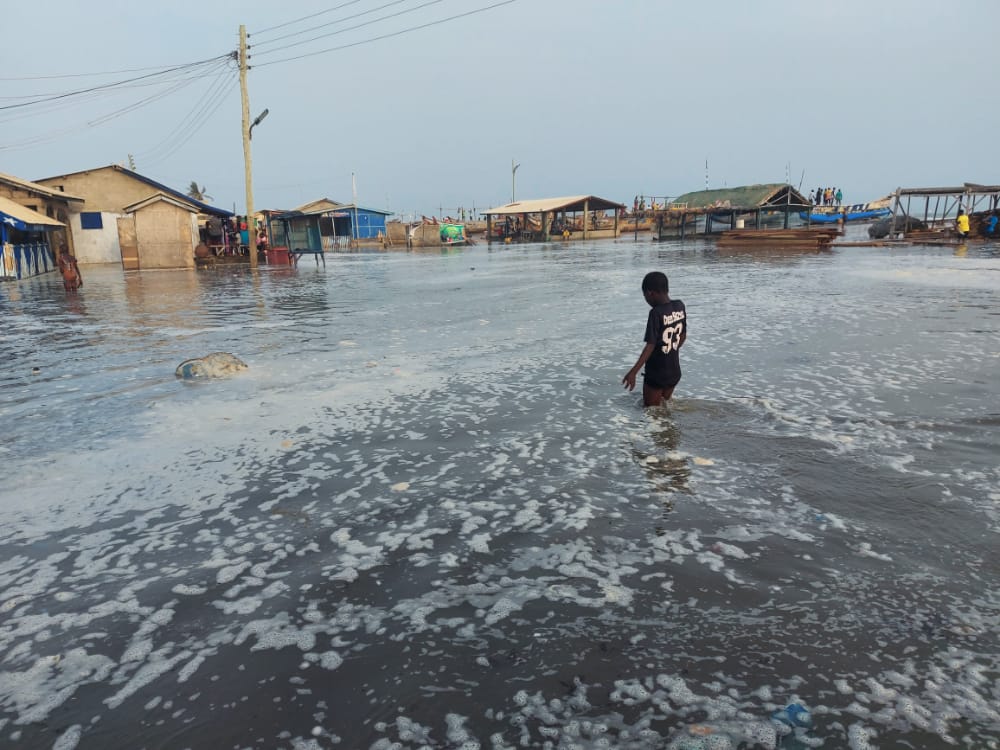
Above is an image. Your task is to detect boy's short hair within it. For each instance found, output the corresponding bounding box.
[642,271,669,294]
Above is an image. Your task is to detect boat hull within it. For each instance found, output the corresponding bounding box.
[799,208,891,224]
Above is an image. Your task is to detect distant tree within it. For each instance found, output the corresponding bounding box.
[187,182,213,202]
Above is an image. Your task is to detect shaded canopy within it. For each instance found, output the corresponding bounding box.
[483,195,625,215]
[0,195,65,231]
[896,183,1000,196]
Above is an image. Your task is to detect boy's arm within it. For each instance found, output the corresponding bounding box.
[622,341,656,391]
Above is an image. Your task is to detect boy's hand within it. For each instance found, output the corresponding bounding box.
[622,369,637,391]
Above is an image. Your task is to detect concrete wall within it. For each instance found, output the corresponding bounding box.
[35,168,155,213]
[35,168,176,265]
[134,203,196,270]
[68,211,122,265]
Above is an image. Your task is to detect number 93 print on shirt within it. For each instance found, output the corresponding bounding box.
[643,299,687,388]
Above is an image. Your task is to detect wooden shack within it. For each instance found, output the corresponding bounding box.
[120,193,200,270]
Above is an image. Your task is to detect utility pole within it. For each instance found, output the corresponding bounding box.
[239,24,257,269]
[511,159,520,204]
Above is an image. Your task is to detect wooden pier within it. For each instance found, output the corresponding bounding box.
[885,183,1000,239]
[716,228,839,251]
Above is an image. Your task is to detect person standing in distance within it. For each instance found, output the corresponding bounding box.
[956,209,970,240]
[623,271,687,407]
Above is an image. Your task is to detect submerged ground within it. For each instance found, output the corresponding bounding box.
[1,237,998,749]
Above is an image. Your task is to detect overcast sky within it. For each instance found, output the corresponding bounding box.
[2,0,997,217]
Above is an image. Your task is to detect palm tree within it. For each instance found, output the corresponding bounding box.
[187,181,213,202]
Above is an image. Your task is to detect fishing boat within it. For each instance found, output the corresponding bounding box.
[799,198,892,224]
[438,222,467,245]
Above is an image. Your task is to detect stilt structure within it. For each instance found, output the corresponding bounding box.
[887,183,1000,239]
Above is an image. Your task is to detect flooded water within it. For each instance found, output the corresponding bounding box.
[1,238,998,750]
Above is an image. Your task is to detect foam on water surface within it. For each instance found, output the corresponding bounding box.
[1,243,998,748]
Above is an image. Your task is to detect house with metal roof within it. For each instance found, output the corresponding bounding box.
[265,199,393,253]
[34,165,233,267]
[0,171,84,279]
[482,195,626,243]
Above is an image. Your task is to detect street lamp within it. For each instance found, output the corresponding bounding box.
[511,159,520,204]
[249,108,269,140]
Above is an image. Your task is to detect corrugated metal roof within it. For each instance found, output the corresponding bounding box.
[294,198,343,213]
[0,171,84,202]
[295,202,393,217]
[34,165,233,217]
[123,192,200,214]
[0,195,65,227]
[482,195,625,215]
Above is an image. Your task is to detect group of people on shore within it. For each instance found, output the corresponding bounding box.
[813,187,842,206]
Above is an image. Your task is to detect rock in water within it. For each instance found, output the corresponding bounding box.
[868,215,926,239]
[175,352,248,379]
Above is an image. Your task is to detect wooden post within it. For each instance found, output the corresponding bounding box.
[582,200,589,240]
[680,212,686,240]
[614,207,619,238]
[487,214,493,245]
[239,24,257,270]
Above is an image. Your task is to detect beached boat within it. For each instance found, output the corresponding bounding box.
[799,199,892,224]
[438,223,467,245]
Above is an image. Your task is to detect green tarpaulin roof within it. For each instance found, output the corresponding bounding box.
[672,183,808,209]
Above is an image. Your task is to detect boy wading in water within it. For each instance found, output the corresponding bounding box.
[622,271,687,407]
[57,245,83,292]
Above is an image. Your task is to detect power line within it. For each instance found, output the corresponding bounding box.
[0,61,233,125]
[138,70,238,164]
[0,54,233,112]
[251,0,446,56]
[1,61,230,107]
[250,0,367,37]
[139,67,236,157]
[0,60,234,82]
[87,73,217,128]
[0,64,234,153]
[250,0,417,48]
[139,75,238,168]
[254,0,518,67]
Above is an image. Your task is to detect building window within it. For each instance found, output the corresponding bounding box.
[80,212,103,229]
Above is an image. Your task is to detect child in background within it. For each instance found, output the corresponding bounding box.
[623,271,687,407]
[57,245,83,292]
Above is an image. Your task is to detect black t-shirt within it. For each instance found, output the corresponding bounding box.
[643,299,687,387]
